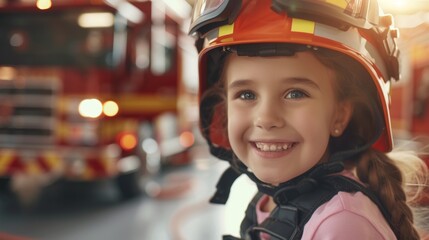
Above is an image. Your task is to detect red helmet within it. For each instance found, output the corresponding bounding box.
[190,0,400,159]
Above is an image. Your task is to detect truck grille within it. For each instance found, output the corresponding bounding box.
[0,78,58,148]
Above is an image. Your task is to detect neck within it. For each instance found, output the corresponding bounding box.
[262,196,276,212]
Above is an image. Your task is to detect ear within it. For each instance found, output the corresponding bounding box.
[330,101,353,137]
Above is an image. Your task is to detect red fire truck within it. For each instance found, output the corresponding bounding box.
[0,0,197,205]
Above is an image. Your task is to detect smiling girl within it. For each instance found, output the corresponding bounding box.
[189,0,426,239]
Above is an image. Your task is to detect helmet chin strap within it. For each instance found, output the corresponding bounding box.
[209,157,345,204]
[243,161,345,197]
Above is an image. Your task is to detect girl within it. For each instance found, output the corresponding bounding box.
[189,0,426,239]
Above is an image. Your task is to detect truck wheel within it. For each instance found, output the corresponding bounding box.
[116,170,144,199]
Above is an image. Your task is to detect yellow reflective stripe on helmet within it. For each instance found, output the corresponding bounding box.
[0,150,14,174]
[219,23,234,37]
[326,0,348,9]
[291,18,315,34]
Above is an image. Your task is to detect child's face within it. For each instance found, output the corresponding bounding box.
[225,51,351,185]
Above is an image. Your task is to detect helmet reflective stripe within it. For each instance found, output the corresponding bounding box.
[326,0,348,9]
[291,18,315,33]
[219,23,234,37]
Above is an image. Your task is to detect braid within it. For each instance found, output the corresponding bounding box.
[356,149,420,240]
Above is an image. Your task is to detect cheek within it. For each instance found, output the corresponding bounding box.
[227,107,241,141]
[227,105,249,154]
[291,108,332,166]
[294,106,333,141]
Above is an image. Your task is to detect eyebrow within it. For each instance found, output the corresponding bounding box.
[284,77,321,90]
[227,79,254,90]
[227,77,320,90]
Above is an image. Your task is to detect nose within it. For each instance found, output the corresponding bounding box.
[254,99,285,130]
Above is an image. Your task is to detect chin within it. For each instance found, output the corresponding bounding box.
[254,174,282,186]
[254,171,299,186]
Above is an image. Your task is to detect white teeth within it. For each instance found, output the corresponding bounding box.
[255,142,293,152]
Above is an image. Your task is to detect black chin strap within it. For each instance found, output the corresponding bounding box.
[209,161,344,205]
[248,161,345,196]
[210,166,241,204]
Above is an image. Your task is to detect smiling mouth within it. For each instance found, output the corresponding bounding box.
[254,142,295,152]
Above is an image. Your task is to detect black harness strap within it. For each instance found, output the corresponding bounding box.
[210,166,242,204]
[241,192,265,233]
[223,175,390,240]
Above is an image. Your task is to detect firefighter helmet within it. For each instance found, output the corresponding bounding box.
[190,0,400,161]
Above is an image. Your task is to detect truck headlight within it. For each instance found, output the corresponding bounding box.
[78,98,103,118]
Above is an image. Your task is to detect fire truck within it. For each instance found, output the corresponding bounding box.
[0,0,197,205]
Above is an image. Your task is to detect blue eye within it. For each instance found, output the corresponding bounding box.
[285,90,307,99]
[239,91,256,100]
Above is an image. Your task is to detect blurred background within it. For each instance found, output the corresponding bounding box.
[0,0,428,239]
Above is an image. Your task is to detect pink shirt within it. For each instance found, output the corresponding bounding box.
[256,172,396,240]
